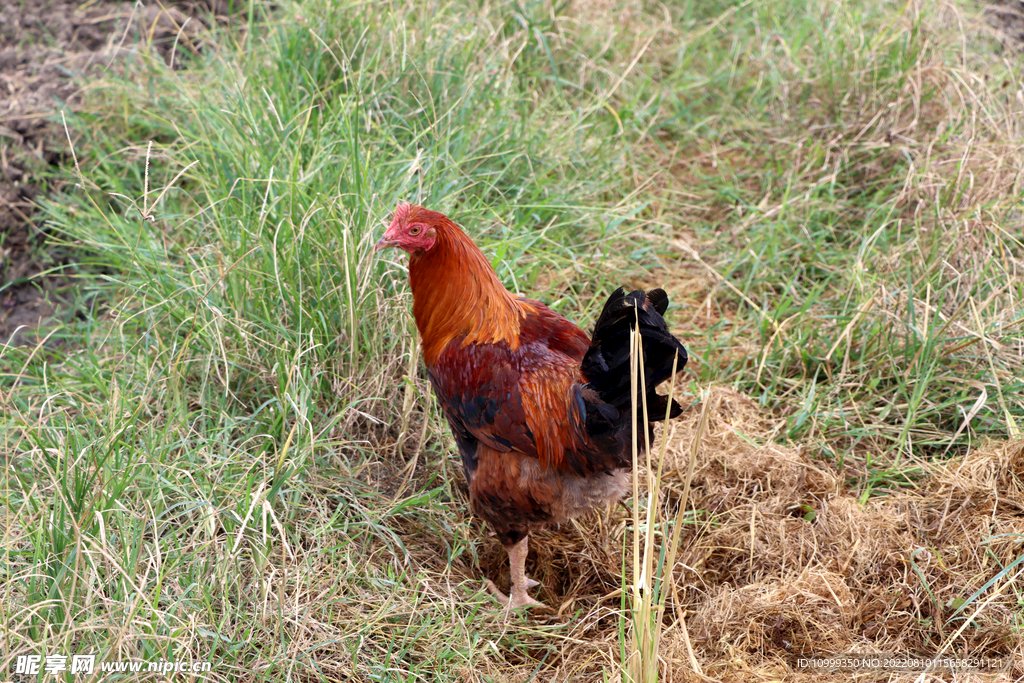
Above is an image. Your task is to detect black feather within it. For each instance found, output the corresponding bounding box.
[579,287,688,441]
[647,288,669,316]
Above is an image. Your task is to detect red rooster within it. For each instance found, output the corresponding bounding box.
[376,203,688,609]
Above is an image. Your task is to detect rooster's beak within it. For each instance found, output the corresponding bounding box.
[374,235,397,253]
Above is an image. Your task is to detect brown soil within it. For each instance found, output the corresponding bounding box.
[988,0,1024,50]
[0,0,221,347]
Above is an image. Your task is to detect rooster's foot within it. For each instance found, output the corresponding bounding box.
[485,579,545,610]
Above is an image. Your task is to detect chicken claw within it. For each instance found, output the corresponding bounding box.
[486,536,546,615]
[485,579,545,610]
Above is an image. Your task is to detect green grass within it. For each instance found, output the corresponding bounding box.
[2,0,1023,679]
[627,0,1024,477]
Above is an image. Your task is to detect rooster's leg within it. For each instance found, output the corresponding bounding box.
[485,535,544,611]
[507,535,544,608]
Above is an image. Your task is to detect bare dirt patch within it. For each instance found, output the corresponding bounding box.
[0,0,217,346]
[988,1,1024,50]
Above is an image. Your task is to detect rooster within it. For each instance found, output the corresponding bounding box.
[375,203,688,609]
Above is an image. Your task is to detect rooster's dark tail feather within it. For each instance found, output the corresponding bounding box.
[580,288,688,440]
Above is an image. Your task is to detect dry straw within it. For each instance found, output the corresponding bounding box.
[623,316,712,682]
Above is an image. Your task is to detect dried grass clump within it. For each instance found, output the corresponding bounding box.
[693,568,856,667]
[927,439,1024,513]
[639,387,1024,681]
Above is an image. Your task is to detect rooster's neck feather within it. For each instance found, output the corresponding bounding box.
[409,217,532,365]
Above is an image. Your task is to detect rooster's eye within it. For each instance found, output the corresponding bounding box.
[409,225,422,236]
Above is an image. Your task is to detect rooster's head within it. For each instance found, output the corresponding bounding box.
[375,203,444,254]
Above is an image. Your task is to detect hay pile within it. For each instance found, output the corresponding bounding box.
[666,387,1023,681]
[474,386,1024,681]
